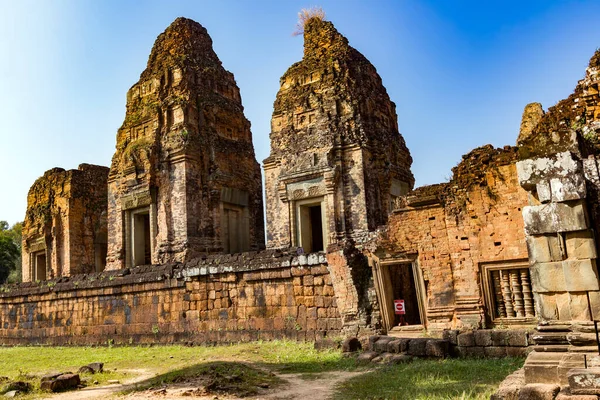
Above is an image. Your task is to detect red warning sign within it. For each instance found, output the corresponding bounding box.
[394,299,405,315]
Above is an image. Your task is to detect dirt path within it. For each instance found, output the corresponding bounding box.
[261,371,365,400]
[97,370,366,400]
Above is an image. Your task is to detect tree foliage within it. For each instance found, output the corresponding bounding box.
[0,221,22,284]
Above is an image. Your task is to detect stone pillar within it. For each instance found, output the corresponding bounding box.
[517,150,600,384]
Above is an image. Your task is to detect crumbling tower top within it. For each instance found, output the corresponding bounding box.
[141,17,221,81]
[264,15,413,249]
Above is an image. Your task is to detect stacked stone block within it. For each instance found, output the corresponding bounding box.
[365,335,450,359]
[517,151,598,322]
[447,329,532,358]
[0,250,341,345]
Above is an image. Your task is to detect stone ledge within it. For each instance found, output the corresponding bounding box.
[0,248,327,299]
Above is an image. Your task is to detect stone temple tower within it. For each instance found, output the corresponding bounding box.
[264,17,414,251]
[106,18,264,270]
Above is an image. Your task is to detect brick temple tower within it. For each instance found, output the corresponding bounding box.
[22,164,109,281]
[264,17,414,251]
[106,18,264,270]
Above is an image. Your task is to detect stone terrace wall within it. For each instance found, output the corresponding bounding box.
[0,249,341,345]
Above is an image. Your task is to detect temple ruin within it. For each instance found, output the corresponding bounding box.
[21,164,109,281]
[264,18,413,251]
[106,18,264,270]
[7,13,600,398]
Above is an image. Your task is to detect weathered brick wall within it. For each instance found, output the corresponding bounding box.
[106,18,264,270]
[0,250,341,345]
[371,146,529,330]
[22,164,109,282]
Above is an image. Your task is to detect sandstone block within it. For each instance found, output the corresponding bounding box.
[457,332,475,347]
[374,337,393,353]
[407,338,428,356]
[492,386,521,400]
[2,382,31,394]
[491,368,525,400]
[386,339,403,354]
[491,330,509,346]
[523,202,587,235]
[556,387,598,400]
[425,339,449,358]
[484,346,508,358]
[474,330,492,347]
[569,293,592,321]
[518,384,560,400]
[368,335,384,350]
[442,329,459,345]
[569,368,600,395]
[464,346,485,358]
[527,235,564,263]
[563,260,600,291]
[566,231,597,260]
[588,291,600,321]
[550,175,586,202]
[507,330,529,347]
[40,374,80,393]
[356,351,378,363]
[517,152,581,190]
[530,262,566,293]
[536,181,552,203]
[524,351,563,384]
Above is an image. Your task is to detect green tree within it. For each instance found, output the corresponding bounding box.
[0,221,22,283]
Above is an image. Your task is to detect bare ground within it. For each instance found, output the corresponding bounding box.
[49,369,366,400]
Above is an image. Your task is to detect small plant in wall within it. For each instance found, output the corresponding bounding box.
[152,324,159,335]
[293,7,326,36]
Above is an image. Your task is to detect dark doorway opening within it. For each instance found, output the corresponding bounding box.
[309,205,323,252]
[35,252,47,281]
[389,264,422,326]
[133,211,151,266]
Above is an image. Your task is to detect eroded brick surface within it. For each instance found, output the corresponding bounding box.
[368,146,529,329]
[0,250,340,345]
[22,164,109,282]
[106,18,264,270]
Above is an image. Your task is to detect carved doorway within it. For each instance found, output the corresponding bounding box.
[131,208,151,266]
[295,197,327,253]
[34,251,47,281]
[372,258,427,332]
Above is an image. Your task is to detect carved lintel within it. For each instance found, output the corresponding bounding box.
[27,236,46,253]
[121,190,152,210]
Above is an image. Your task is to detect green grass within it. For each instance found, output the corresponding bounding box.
[334,357,524,400]
[0,342,523,399]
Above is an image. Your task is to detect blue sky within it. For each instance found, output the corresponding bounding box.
[1,0,599,225]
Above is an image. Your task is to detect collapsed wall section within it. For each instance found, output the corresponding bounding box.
[514,49,600,386]
[366,145,530,332]
[0,250,341,345]
[22,164,109,282]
